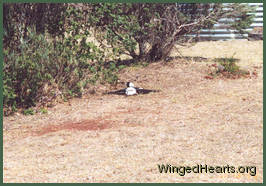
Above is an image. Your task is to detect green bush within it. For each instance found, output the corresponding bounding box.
[216,57,240,73]
[23,108,35,115]
[4,30,55,109]
[209,56,250,78]
[3,29,119,114]
[39,108,48,114]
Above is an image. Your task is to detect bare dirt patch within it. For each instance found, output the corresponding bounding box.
[34,119,113,136]
[3,40,263,183]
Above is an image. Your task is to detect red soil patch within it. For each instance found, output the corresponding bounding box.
[35,119,113,136]
[32,106,148,137]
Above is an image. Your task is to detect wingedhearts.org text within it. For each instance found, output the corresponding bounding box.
[157,164,256,176]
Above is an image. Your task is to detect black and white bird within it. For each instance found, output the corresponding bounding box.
[107,82,159,96]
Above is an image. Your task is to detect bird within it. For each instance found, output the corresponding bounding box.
[107,82,159,96]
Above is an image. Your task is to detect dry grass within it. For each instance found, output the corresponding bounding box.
[3,40,263,183]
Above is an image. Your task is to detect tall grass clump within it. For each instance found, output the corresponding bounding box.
[206,55,250,79]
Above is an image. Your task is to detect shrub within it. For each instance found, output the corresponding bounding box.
[4,30,56,110]
[207,55,250,79]
[3,29,119,115]
[217,57,240,74]
[39,108,48,114]
[23,108,35,115]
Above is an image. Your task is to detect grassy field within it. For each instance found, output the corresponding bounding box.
[3,40,263,183]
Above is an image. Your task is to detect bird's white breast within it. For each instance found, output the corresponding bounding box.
[126,87,137,96]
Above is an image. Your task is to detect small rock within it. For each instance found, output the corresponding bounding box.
[217,64,225,72]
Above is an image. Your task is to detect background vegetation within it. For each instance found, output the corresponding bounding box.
[3,3,254,115]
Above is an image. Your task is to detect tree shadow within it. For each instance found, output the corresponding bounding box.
[103,55,241,69]
[213,57,240,63]
[165,56,210,62]
[104,55,211,68]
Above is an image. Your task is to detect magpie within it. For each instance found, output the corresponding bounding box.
[107,82,159,96]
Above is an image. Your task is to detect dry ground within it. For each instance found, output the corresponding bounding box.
[3,40,263,183]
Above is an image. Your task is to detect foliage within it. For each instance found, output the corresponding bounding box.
[215,56,240,73]
[3,3,255,63]
[23,108,35,115]
[207,56,250,79]
[3,3,66,50]
[39,108,48,114]
[89,3,254,62]
[3,28,118,115]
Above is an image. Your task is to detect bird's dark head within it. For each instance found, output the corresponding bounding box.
[126,82,134,87]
